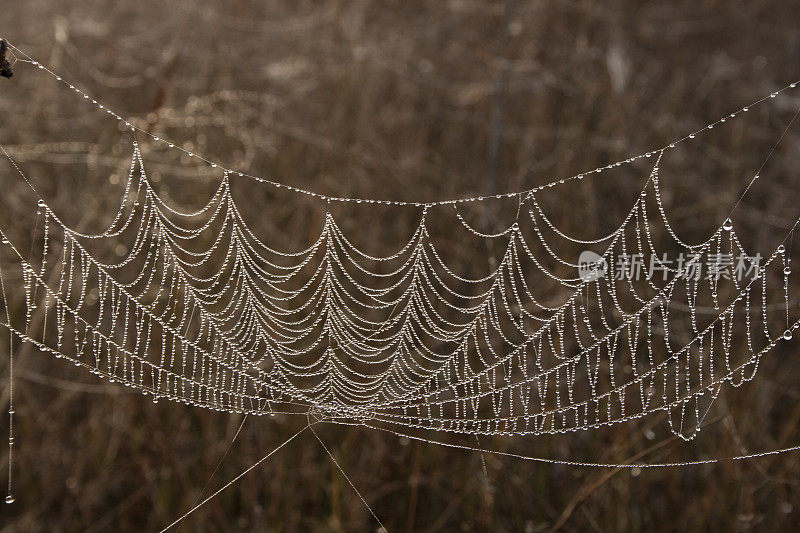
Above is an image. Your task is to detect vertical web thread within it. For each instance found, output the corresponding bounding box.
[0,258,14,504]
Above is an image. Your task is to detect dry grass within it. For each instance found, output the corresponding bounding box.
[1,0,800,531]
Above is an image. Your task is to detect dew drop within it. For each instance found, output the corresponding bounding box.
[783,329,793,341]
[785,266,792,276]
[5,494,14,504]
[777,245,786,254]
[722,218,733,231]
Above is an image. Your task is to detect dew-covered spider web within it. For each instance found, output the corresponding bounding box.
[5,141,797,434]
[2,42,800,522]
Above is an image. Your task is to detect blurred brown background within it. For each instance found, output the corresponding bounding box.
[2,0,800,531]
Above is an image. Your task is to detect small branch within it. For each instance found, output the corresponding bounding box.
[0,39,13,78]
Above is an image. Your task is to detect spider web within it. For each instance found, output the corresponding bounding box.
[2,130,798,439]
[0,47,799,511]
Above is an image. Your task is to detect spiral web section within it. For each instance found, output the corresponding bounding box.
[0,131,797,448]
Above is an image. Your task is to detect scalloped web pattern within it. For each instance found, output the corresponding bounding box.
[1,141,797,447]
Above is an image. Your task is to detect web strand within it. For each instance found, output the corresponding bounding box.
[158,424,308,533]
[5,40,800,207]
[309,424,387,533]
[175,414,249,533]
[0,262,14,504]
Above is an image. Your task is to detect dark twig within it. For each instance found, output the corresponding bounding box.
[0,39,13,78]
